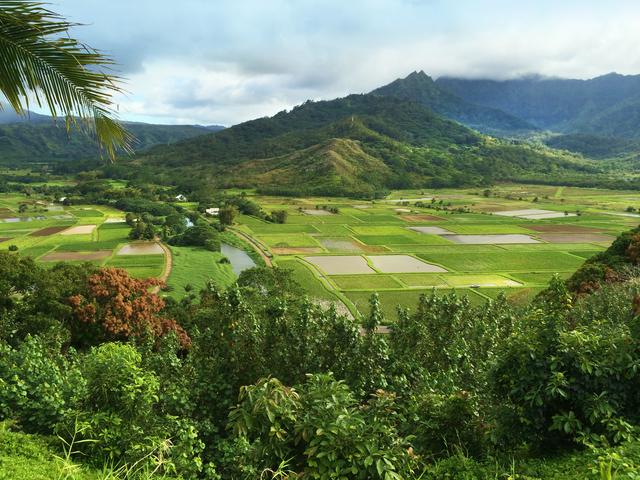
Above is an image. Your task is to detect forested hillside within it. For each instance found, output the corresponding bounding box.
[437,72,640,138]
[0,120,220,164]
[134,94,598,197]
[372,71,536,135]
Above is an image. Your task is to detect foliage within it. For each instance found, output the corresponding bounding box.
[168,223,221,251]
[133,94,600,197]
[0,0,130,158]
[68,268,190,349]
[228,374,417,479]
[0,336,82,433]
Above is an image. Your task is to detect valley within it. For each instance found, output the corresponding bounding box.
[3,180,638,321]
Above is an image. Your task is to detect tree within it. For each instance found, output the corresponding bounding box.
[68,267,190,348]
[125,212,136,227]
[0,1,131,158]
[219,205,238,226]
[268,209,288,224]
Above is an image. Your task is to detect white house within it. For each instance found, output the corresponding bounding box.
[175,194,187,202]
[205,207,220,216]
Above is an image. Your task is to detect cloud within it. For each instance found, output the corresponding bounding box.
[50,0,640,125]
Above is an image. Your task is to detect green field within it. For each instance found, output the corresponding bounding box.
[3,183,638,322]
[231,184,637,319]
[0,196,166,280]
[166,246,236,299]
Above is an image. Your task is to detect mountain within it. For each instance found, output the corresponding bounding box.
[0,115,220,163]
[0,106,50,124]
[436,73,640,139]
[136,93,599,196]
[371,71,536,135]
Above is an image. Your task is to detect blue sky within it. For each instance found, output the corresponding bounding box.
[49,0,640,125]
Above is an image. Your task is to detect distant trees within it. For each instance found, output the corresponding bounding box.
[218,206,238,226]
[168,224,220,251]
[267,209,287,224]
[128,220,155,240]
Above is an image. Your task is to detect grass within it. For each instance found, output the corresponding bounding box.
[444,224,535,234]
[355,235,421,245]
[511,272,572,284]
[418,251,585,272]
[249,223,319,234]
[106,255,165,279]
[275,258,338,301]
[441,274,520,287]
[0,425,102,480]
[165,246,236,299]
[258,234,321,248]
[330,275,404,290]
[395,273,449,287]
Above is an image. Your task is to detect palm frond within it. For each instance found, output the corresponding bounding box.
[0,0,133,159]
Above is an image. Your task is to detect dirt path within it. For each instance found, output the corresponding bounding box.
[152,241,172,293]
[229,228,273,267]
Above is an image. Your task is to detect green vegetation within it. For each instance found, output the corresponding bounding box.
[129,94,606,197]
[166,245,235,298]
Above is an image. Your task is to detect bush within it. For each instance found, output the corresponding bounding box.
[0,336,83,433]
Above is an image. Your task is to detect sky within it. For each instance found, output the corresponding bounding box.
[46,0,640,126]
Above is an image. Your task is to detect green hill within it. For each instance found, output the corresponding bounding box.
[135,93,601,196]
[0,121,219,164]
[371,71,536,135]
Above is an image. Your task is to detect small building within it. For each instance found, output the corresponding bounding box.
[175,194,187,202]
[205,207,220,216]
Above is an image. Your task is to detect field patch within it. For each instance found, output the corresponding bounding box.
[442,234,539,244]
[330,275,403,290]
[259,234,320,248]
[511,272,572,284]
[442,274,521,288]
[356,235,420,246]
[368,255,446,273]
[304,255,375,275]
[40,250,112,262]
[250,223,318,234]
[61,225,96,235]
[117,242,164,255]
[419,251,583,272]
[395,274,448,287]
[408,226,452,234]
[29,226,68,237]
[302,209,334,216]
[271,247,323,255]
[106,254,164,278]
[494,209,576,219]
[527,224,604,233]
[444,224,534,234]
[536,233,614,244]
[317,237,363,252]
[276,258,337,301]
[400,214,444,222]
[72,209,104,217]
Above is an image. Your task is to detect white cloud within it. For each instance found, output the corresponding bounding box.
[47,0,640,125]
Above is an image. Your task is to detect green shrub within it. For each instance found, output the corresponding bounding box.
[0,336,83,433]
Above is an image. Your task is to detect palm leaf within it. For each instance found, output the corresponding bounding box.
[0,0,132,159]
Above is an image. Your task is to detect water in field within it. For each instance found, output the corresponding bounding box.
[221,243,256,276]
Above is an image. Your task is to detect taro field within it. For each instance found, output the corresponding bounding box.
[0,194,166,280]
[234,184,640,319]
